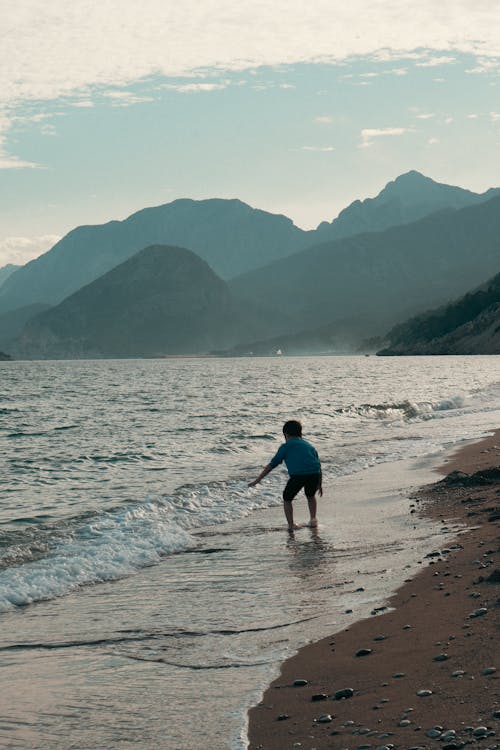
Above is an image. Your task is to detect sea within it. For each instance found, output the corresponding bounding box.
[1,355,499,750]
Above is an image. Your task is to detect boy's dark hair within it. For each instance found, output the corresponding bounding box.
[283,420,302,437]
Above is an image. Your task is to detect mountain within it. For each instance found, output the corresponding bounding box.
[0,264,21,289]
[2,171,498,319]
[315,170,500,242]
[0,303,52,350]
[0,200,311,315]
[230,195,500,343]
[377,272,500,355]
[11,245,256,359]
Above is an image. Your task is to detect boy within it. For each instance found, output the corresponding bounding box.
[248,420,322,531]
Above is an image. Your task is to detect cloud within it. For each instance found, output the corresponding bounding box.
[300,145,335,152]
[466,57,500,74]
[428,137,439,144]
[314,116,333,124]
[415,113,435,119]
[385,68,408,76]
[360,126,413,147]
[0,235,61,265]
[0,156,39,169]
[166,82,229,93]
[104,90,155,105]
[416,55,456,67]
[0,116,39,170]
[1,1,499,114]
[1,2,499,173]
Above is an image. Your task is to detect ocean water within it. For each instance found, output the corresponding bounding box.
[0,355,499,749]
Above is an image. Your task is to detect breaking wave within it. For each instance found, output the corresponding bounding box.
[334,394,466,421]
[0,478,282,613]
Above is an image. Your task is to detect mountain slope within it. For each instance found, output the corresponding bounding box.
[377,272,500,355]
[0,303,52,350]
[11,245,255,359]
[0,264,20,289]
[315,170,500,242]
[0,199,310,314]
[230,195,500,341]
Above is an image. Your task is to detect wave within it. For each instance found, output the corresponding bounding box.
[0,478,283,613]
[333,394,466,422]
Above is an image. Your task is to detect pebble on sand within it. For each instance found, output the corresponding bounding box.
[334,688,354,700]
[317,714,332,723]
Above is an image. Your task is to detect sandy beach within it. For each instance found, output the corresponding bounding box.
[248,430,500,750]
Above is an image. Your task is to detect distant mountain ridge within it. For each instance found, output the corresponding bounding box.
[378,272,500,355]
[11,245,256,359]
[230,194,500,342]
[315,170,500,241]
[1,171,498,320]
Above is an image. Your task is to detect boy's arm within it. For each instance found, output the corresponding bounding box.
[248,464,273,487]
[318,470,323,496]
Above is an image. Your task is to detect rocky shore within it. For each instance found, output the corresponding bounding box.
[248,431,500,750]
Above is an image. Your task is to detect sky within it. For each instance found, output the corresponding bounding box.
[0,1,499,266]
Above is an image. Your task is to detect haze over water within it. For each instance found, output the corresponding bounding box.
[1,355,499,749]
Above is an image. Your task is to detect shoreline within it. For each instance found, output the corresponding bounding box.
[247,430,500,749]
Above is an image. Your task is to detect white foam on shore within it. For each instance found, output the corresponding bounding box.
[0,480,285,612]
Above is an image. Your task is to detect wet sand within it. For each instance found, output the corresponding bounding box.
[248,430,500,749]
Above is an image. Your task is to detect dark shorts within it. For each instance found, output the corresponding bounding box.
[283,473,321,502]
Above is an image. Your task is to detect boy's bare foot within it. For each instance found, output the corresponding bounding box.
[288,523,300,532]
[308,518,318,527]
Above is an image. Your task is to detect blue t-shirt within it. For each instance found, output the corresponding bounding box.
[269,437,321,476]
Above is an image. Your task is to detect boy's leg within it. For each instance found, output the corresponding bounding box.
[283,476,303,531]
[283,500,296,530]
[306,494,317,526]
[304,474,320,526]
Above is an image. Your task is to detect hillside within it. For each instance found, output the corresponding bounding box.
[230,195,500,342]
[377,272,500,355]
[0,303,52,350]
[11,245,256,359]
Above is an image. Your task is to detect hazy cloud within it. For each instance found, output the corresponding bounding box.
[314,116,333,124]
[385,68,408,76]
[104,91,155,105]
[360,127,413,147]
[0,235,61,265]
[166,82,229,93]
[2,2,499,113]
[0,156,39,169]
[416,55,456,67]
[0,117,39,170]
[302,146,335,151]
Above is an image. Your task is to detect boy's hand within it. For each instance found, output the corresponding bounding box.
[318,485,323,497]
